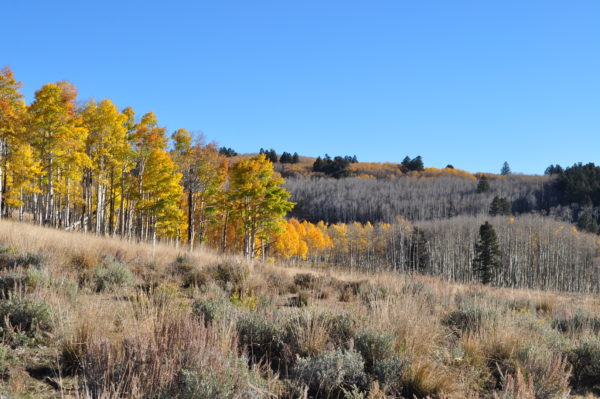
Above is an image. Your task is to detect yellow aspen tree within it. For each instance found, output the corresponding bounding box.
[273,220,303,259]
[28,82,89,227]
[82,99,128,234]
[4,142,42,220]
[127,111,168,240]
[140,148,185,244]
[171,129,227,250]
[227,154,294,259]
[0,67,27,219]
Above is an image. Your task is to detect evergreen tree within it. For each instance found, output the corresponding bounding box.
[545,164,563,175]
[265,149,278,163]
[406,227,429,272]
[312,154,351,178]
[279,151,293,164]
[476,176,490,193]
[292,152,300,164]
[218,147,237,157]
[472,222,502,284]
[445,164,454,169]
[489,196,512,216]
[501,161,511,175]
[577,209,599,234]
[408,155,424,171]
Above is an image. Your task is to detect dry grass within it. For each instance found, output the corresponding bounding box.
[0,220,598,398]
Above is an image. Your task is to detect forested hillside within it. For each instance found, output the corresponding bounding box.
[286,175,556,223]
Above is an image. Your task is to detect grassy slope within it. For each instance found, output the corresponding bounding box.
[0,220,598,398]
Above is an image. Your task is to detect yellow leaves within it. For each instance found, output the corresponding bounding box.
[82,99,128,175]
[273,220,306,259]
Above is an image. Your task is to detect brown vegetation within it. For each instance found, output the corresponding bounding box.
[0,220,598,398]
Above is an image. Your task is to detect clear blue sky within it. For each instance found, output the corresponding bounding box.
[4,1,600,174]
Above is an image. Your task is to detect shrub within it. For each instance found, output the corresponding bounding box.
[192,298,231,325]
[0,297,53,339]
[0,273,25,297]
[327,313,357,348]
[507,298,534,313]
[567,336,600,389]
[76,312,276,398]
[236,313,292,374]
[338,280,369,302]
[209,263,248,291]
[552,311,600,334]
[0,344,9,380]
[402,361,456,399]
[230,288,259,310]
[172,255,195,274]
[0,252,43,270]
[354,329,395,370]
[182,268,210,289]
[172,362,269,399]
[285,310,333,358]
[287,292,310,308]
[70,251,100,270]
[294,273,318,289]
[535,299,554,316]
[443,305,497,334]
[94,261,134,292]
[293,349,367,397]
[522,353,571,399]
[372,356,410,396]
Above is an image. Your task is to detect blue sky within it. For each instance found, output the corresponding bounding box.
[4,0,600,174]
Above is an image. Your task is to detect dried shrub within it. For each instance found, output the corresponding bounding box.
[443,304,498,334]
[552,311,600,334]
[287,291,310,308]
[74,311,274,398]
[372,356,410,396]
[0,296,53,340]
[70,251,100,271]
[209,263,248,291]
[236,312,293,374]
[0,273,25,298]
[192,298,231,325]
[293,349,367,397]
[294,273,318,289]
[94,261,134,292]
[567,336,600,389]
[0,251,43,270]
[402,361,456,399]
[328,313,357,348]
[354,329,395,370]
[285,310,333,358]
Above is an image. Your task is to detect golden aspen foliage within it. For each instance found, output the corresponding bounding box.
[227,154,294,258]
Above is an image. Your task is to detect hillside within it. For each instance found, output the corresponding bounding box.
[0,221,599,398]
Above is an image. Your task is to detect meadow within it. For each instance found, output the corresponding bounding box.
[0,220,598,398]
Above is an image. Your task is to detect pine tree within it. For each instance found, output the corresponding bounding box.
[472,221,502,284]
[501,161,511,175]
[408,156,424,171]
[490,196,512,216]
[477,176,490,193]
